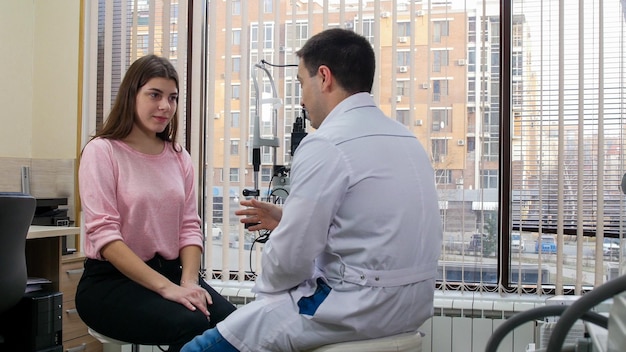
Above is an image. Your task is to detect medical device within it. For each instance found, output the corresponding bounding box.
[243,60,305,205]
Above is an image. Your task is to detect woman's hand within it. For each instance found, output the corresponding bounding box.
[235,198,282,231]
[160,281,212,317]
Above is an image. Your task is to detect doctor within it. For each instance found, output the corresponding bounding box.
[182,28,442,352]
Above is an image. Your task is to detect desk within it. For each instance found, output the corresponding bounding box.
[26,225,80,292]
[24,226,102,351]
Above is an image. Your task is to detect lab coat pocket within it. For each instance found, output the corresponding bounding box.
[297,278,331,316]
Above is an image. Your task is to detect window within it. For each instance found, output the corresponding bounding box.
[170,33,178,53]
[232,29,241,45]
[230,112,240,129]
[435,169,452,184]
[432,79,449,102]
[88,0,626,292]
[264,0,272,13]
[286,22,308,48]
[264,23,273,49]
[480,170,498,189]
[433,50,449,72]
[138,34,149,55]
[232,0,241,15]
[396,80,409,96]
[285,77,301,105]
[432,109,451,132]
[396,110,409,125]
[230,140,239,155]
[431,139,448,163]
[251,25,259,50]
[231,85,240,100]
[232,57,240,72]
[397,51,410,67]
[433,20,449,43]
[357,18,375,44]
[261,146,272,164]
[229,168,239,183]
[482,137,498,162]
[251,23,274,50]
[261,167,272,183]
[398,21,411,37]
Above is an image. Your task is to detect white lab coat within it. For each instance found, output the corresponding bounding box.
[217,93,443,352]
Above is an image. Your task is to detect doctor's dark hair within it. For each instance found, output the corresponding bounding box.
[296,28,375,94]
[93,54,180,150]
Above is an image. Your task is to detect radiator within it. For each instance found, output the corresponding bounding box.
[420,292,546,352]
[208,281,547,352]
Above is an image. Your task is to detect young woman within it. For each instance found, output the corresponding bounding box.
[76,55,235,352]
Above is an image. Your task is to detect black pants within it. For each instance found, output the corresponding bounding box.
[75,255,236,352]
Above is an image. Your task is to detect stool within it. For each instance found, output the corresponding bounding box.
[88,327,140,352]
[308,331,423,352]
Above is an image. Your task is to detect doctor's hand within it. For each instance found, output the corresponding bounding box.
[235,198,282,231]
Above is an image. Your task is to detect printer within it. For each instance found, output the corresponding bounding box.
[31,197,75,254]
[31,198,70,226]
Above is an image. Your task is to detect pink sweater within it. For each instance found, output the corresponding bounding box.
[79,138,203,261]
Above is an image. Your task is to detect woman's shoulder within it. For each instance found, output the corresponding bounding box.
[167,141,190,157]
[83,137,114,154]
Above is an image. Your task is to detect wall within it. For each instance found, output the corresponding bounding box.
[0,0,81,220]
[1,1,35,158]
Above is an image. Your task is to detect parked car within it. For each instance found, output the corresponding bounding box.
[467,233,487,253]
[603,238,620,257]
[534,235,557,254]
[511,232,525,252]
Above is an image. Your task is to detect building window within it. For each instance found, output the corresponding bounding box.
[432,109,451,132]
[359,18,375,44]
[396,110,409,125]
[232,0,241,15]
[232,29,241,45]
[482,138,498,162]
[231,112,240,128]
[261,146,272,164]
[433,50,449,72]
[232,85,240,100]
[432,80,449,102]
[261,167,272,183]
[229,168,239,183]
[230,140,239,155]
[170,33,178,53]
[396,80,409,96]
[285,77,301,105]
[431,139,448,163]
[264,0,272,13]
[435,169,452,184]
[138,34,149,55]
[433,20,450,43]
[264,23,273,49]
[480,170,498,189]
[232,57,240,72]
[398,21,411,37]
[397,51,410,67]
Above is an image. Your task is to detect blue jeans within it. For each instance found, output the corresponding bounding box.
[182,328,239,352]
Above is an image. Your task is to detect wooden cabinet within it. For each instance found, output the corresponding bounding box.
[61,254,102,352]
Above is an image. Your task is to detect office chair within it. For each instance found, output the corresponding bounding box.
[0,192,36,314]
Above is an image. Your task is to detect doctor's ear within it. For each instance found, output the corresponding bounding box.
[318,65,331,84]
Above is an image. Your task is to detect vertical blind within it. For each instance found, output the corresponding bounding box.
[512,0,626,295]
